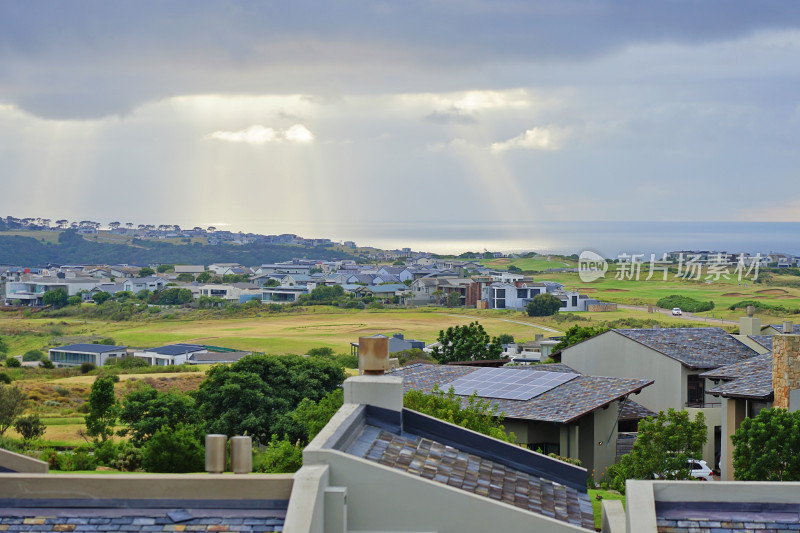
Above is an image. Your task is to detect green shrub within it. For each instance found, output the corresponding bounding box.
[333,353,358,369]
[253,436,304,473]
[22,350,44,362]
[307,347,335,358]
[526,294,562,317]
[39,359,55,369]
[656,295,714,313]
[58,446,97,471]
[728,300,800,315]
[94,440,119,467]
[6,358,21,368]
[80,362,96,374]
[40,448,60,470]
[142,423,204,473]
[112,443,144,472]
[367,301,384,310]
[0,372,11,384]
[14,415,45,443]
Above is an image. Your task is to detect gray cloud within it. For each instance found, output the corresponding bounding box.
[424,108,478,125]
[4,1,800,119]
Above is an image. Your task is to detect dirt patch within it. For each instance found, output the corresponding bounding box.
[773,295,798,300]
[578,288,598,293]
[757,289,789,295]
[722,293,747,297]
[603,289,629,292]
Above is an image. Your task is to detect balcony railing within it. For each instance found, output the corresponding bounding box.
[685,400,721,408]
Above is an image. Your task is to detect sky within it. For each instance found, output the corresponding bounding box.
[2,1,800,254]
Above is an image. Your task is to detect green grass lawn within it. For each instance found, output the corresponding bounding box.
[588,489,625,530]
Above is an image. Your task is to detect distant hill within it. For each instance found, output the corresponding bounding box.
[0,230,360,266]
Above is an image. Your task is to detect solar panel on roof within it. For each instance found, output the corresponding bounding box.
[447,368,579,401]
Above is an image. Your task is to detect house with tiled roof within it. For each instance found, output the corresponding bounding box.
[557,327,763,467]
[389,363,653,475]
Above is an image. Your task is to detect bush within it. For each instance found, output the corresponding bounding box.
[526,294,563,317]
[14,415,45,443]
[307,347,335,358]
[0,373,11,384]
[367,302,384,310]
[6,358,21,368]
[58,446,97,471]
[80,362,96,374]
[105,356,148,369]
[728,300,800,315]
[112,442,144,472]
[93,440,120,467]
[656,295,714,313]
[333,353,358,369]
[341,300,365,310]
[142,423,204,473]
[22,350,44,362]
[253,435,304,473]
[39,359,55,369]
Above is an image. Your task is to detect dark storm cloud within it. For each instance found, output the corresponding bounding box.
[3,1,800,119]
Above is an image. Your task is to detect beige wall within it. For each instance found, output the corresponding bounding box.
[561,332,684,412]
[720,398,747,480]
[686,406,721,467]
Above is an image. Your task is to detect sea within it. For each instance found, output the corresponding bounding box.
[348,221,800,258]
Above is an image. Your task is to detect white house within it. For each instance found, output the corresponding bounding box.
[49,343,127,367]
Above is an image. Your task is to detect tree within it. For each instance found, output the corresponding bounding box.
[431,321,503,364]
[153,288,193,305]
[6,357,21,368]
[526,293,562,317]
[22,349,43,362]
[496,334,515,345]
[156,264,174,273]
[141,423,204,473]
[176,273,195,283]
[67,295,82,306]
[85,377,119,443]
[446,291,462,308]
[119,387,201,447]
[611,408,707,485]
[264,278,279,287]
[14,414,45,444]
[432,289,444,305]
[405,386,514,443]
[196,271,212,283]
[0,386,26,436]
[508,265,522,273]
[193,354,345,445]
[42,288,69,308]
[92,291,112,305]
[551,324,611,353]
[138,267,155,277]
[731,408,800,481]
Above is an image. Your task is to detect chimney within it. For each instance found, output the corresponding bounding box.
[772,332,800,410]
[739,306,762,336]
[345,336,403,412]
[783,321,794,334]
[358,336,390,376]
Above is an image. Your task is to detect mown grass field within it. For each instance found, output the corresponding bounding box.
[0,309,566,357]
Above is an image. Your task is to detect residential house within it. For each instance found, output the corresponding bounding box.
[261,286,308,303]
[122,277,168,293]
[134,344,208,366]
[194,283,260,303]
[4,277,102,305]
[49,343,127,367]
[353,283,409,303]
[557,327,763,467]
[390,363,653,475]
[109,265,142,278]
[207,263,243,275]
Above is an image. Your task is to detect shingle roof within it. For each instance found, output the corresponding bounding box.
[362,430,594,529]
[748,335,774,352]
[612,327,761,369]
[656,501,800,533]
[0,503,286,532]
[704,353,773,400]
[50,343,126,354]
[389,364,652,424]
[619,400,657,421]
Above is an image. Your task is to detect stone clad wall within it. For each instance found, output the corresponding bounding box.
[772,335,800,409]
[587,303,617,312]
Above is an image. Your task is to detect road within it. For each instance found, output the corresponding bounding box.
[616,304,738,326]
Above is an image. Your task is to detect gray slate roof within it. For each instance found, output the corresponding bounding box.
[389,364,652,424]
[619,400,657,421]
[143,344,206,356]
[612,327,761,369]
[51,343,126,354]
[656,501,800,532]
[748,335,774,352]
[767,323,800,334]
[361,430,594,529]
[704,353,773,400]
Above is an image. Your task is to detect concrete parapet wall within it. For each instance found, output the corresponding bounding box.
[0,448,48,474]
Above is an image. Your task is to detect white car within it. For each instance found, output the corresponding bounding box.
[655,459,715,481]
[672,307,682,316]
[687,459,714,481]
